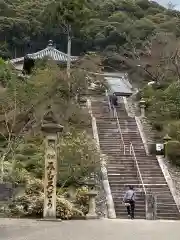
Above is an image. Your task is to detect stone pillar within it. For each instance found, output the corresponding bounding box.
[41,106,63,219]
[139,98,146,118]
[146,193,157,220]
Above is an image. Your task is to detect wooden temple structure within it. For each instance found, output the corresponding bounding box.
[9,40,78,73]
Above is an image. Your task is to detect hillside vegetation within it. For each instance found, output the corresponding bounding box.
[1,0,180,58]
[1,0,180,215]
[0,54,105,218]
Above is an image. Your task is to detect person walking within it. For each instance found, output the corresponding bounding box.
[110,93,118,107]
[109,93,118,117]
[123,186,135,219]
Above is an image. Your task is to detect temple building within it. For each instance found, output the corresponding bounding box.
[9,40,78,73]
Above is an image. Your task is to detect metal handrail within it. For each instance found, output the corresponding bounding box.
[130,142,147,196]
[105,90,126,155]
[113,106,126,155]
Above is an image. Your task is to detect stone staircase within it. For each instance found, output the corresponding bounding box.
[91,95,180,220]
[91,96,146,219]
[116,101,180,220]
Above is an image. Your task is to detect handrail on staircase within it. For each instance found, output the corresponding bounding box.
[113,106,126,155]
[130,142,147,196]
[105,90,126,154]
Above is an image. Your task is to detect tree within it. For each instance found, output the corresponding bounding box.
[0,55,103,184]
[42,0,90,77]
[58,130,99,186]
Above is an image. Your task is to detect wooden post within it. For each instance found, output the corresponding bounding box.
[41,106,63,219]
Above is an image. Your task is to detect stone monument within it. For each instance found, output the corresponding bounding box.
[41,106,63,219]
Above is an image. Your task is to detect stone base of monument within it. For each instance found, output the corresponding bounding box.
[71,215,86,220]
[86,214,99,220]
[38,218,62,222]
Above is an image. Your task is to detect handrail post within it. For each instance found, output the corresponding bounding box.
[113,105,125,153]
[146,191,157,220]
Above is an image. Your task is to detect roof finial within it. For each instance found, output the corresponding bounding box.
[48,40,53,47]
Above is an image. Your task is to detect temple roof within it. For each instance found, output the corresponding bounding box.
[26,40,78,62]
[105,74,133,96]
[9,40,78,69]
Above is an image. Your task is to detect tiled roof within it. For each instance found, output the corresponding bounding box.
[10,57,24,64]
[26,40,78,62]
[9,40,78,65]
[105,76,132,96]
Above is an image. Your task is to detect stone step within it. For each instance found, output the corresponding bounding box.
[108,173,165,178]
[92,100,180,220]
[107,167,163,171]
[110,182,140,186]
[115,205,145,210]
[107,162,160,166]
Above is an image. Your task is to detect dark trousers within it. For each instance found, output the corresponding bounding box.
[126,200,135,219]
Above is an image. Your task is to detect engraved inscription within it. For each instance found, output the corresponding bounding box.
[46,139,56,210]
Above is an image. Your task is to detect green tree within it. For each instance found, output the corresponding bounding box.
[42,0,90,77]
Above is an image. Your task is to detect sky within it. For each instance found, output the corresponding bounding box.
[155,0,180,10]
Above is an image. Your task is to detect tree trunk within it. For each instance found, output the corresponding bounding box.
[67,25,71,79]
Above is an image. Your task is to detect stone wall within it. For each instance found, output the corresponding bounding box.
[163,158,180,209]
[139,117,156,154]
[95,181,108,218]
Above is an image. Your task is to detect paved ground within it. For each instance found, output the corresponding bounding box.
[0,218,179,240]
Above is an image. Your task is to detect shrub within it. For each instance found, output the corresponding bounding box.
[3,163,30,184]
[168,121,180,142]
[56,196,83,219]
[6,179,84,219]
[14,142,44,179]
[151,121,164,132]
[58,130,99,186]
[166,140,180,167]
[75,186,89,215]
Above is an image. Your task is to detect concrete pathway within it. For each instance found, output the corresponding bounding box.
[0,218,179,240]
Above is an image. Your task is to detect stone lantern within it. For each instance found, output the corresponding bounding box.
[41,105,63,220]
[84,175,98,219]
[139,98,146,118]
[163,134,172,143]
